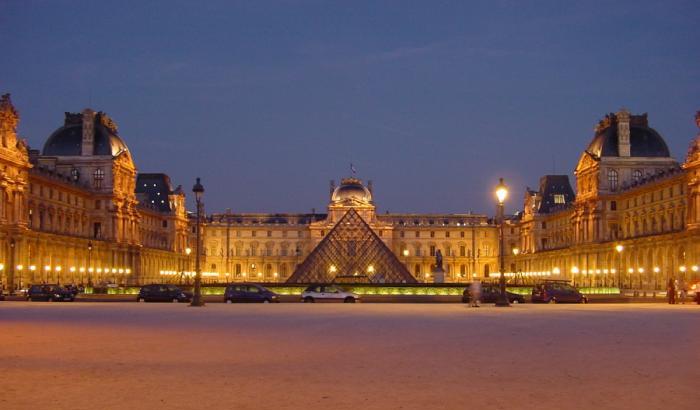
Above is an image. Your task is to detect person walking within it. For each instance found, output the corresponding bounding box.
[678,279,687,304]
[667,278,676,304]
[469,280,482,307]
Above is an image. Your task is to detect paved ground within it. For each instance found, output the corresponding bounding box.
[1,303,698,410]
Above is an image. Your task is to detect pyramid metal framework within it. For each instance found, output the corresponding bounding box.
[287,209,417,284]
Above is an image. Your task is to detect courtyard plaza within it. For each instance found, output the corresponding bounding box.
[0,303,697,410]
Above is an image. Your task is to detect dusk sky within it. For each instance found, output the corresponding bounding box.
[2,0,698,215]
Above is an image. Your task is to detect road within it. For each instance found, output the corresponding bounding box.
[1,303,698,410]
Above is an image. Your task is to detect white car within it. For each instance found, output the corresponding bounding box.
[301,284,360,303]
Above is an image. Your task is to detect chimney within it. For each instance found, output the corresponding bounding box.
[616,108,631,157]
[81,108,96,156]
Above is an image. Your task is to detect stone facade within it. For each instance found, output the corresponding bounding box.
[203,177,499,283]
[511,110,700,289]
[0,94,190,291]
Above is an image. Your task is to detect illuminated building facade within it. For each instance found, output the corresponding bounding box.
[204,177,499,283]
[0,94,190,291]
[510,110,700,288]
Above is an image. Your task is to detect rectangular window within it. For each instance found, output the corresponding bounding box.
[459,246,466,257]
[430,231,435,238]
[415,231,420,238]
[460,231,465,238]
[267,230,272,237]
[429,245,436,257]
[610,201,617,211]
[553,194,565,204]
[93,222,102,239]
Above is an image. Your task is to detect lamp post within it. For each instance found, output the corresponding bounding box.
[615,244,624,289]
[512,247,520,284]
[495,178,510,307]
[9,238,16,295]
[87,241,93,286]
[191,177,205,307]
[184,247,192,284]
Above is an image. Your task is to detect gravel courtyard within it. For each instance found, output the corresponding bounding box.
[1,303,698,410]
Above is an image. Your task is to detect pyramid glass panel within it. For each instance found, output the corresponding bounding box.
[287,209,417,284]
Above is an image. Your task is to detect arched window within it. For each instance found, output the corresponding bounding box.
[460,264,466,275]
[632,169,642,183]
[93,168,105,189]
[414,264,421,276]
[607,169,618,191]
[234,263,241,275]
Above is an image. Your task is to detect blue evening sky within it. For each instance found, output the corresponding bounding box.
[1,0,698,215]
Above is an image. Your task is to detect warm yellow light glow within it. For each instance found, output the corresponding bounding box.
[111,268,117,273]
[185,247,192,255]
[273,272,278,277]
[367,265,375,273]
[552,267,560,275]
[615,244,624,253]
[679,265,687,272]
[55,266,62,272]
[251,263,256,269]
[44,265,51,271]
[495,178,508,204]
[653,267,660,273]
[603,269,609,274]
[118,269,124,274]
[70,266,76,272]
[79,267,85,272]
[402,249,409,257]
[582,269,587,275]
[692,265,699,272]
[96,268,102,273]
[257,272,262,278]
[638,268,644,273]
[29,265,36,271]
[611,269,617,274]
[627,268,634,273]
[512,248,520,256]
[126,269,131,274]
[16,264,23,271]
[0,263,4,271]
[571,266,579,274]
[329,265,337,273]
[88,267,94,273]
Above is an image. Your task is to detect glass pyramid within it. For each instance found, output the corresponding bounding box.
[287,209,417,284]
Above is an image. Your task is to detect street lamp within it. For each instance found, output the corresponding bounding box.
[615,244,624,289]
[512,247,520,284]
[87,241,93,286]
[191,177,205,307]
[495,178,510,307]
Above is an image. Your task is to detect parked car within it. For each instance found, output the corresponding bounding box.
[532,281,587,303]
[224,284,279,303]
[137,284,192,303]
[26,284,75,302]
[462,284,525,304]
[301,284,360,303]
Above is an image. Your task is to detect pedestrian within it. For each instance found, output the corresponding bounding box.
[667,278,676,304]
[469,280,482,307]
[678,279,687,304]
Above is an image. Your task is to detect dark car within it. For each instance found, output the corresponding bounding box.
[462,284,525,304]
[137,284,192,303]
[532,281,587,304]
[224,283,279,303]
[27,284,75,302]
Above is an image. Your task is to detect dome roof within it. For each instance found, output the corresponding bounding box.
[586,112,670,158]
[42,110,129,157]
[331,177,372,204]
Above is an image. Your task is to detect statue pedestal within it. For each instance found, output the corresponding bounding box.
[432,267,445,283]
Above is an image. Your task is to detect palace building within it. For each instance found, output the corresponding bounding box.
[510,110,700,289]
[2,92,699,289]
[203,177,499,284]
[0,94,190,292]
